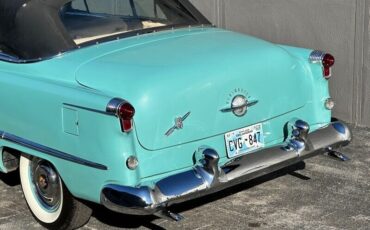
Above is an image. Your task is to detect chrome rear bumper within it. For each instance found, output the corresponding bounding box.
[101,120,351,216]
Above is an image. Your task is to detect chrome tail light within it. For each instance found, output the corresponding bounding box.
[309,50,335,79]
[106,98,135,132]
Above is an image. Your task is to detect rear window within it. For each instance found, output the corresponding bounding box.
[61,0,199,45]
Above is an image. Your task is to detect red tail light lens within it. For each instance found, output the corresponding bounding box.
[322,54,335,68]
[106,98,136,133]
[322,53,335,78]
[118,102,135,132]
[118,103,135,120]
[309,51,335,79]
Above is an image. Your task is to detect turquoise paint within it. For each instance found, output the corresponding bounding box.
[0,147,7,173]
[62,107,79,136]
[76,29,309,151]
[0,27,331,204]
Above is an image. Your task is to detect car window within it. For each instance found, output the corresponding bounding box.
[71,0,134,16]
[61,0,198,45]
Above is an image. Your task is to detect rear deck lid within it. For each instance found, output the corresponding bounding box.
[75,28,309,150]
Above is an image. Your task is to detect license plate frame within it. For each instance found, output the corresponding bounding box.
[224,123,264,158]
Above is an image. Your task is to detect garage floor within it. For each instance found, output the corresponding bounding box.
[0,126,369,230]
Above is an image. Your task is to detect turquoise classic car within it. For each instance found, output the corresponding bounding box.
[0,0,351,229]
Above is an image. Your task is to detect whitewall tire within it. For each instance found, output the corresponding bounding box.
[19,155,92,230]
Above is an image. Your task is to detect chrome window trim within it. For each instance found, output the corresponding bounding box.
[0,130,108,170]
[0,52,23,63]
[0,52,50,64]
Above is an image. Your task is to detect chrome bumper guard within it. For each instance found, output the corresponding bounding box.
[101,120,351,216]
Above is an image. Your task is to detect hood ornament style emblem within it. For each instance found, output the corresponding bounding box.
[221,95,258,117]
[165,112,191,136]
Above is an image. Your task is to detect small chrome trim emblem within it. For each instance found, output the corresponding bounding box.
[165,112,191,136]
[220,95,258,117]
[175,117,184,129]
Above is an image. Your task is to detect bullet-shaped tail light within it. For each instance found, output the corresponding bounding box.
[309,50,335,79]
[322,53,335,78]
[117,102,135,132]
[106,98,135,132]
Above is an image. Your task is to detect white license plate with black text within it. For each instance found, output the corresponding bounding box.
[225,123,264,158]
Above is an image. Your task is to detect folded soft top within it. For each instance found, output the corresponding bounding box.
[0,0,76,59]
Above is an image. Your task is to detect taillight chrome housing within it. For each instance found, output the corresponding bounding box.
[309,50,335,79]
[106,98,135,132]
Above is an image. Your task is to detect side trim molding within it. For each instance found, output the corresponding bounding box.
[0,131,108,170]
[63,103,112,116]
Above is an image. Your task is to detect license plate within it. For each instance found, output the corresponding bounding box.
[225,123,264,158]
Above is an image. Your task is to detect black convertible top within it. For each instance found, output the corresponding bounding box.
[0,0,209,61]
[0,0,76,60]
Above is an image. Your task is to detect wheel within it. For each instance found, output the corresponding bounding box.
[19,155,92,230]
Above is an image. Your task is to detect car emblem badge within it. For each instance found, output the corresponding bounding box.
[165,112,191,136]
[175,117,184,129]
[220,95,258,117]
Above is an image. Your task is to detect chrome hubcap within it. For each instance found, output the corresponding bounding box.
[31,159,61,210]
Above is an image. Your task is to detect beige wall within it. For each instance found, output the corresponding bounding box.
[191,0,370,127]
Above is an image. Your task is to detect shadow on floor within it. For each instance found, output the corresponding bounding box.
[90,161,307,229]
[0,170,20,187]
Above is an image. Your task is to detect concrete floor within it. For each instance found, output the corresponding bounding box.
[0,126,369,230]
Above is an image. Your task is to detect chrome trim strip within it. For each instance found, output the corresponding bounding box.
[65,11,108,19]
[0,131,107,170]
[101,120,352,215]
[0,51,44,63]
[0,52,21,63]
[220,99,259,113]
[63,103,112,116]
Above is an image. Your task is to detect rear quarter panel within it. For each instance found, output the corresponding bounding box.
[0,62,140,203]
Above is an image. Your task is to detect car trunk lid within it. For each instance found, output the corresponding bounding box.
[75,28,308,151]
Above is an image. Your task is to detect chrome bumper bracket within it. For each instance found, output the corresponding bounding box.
[327,147,351,161]
[155,209,184,222]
